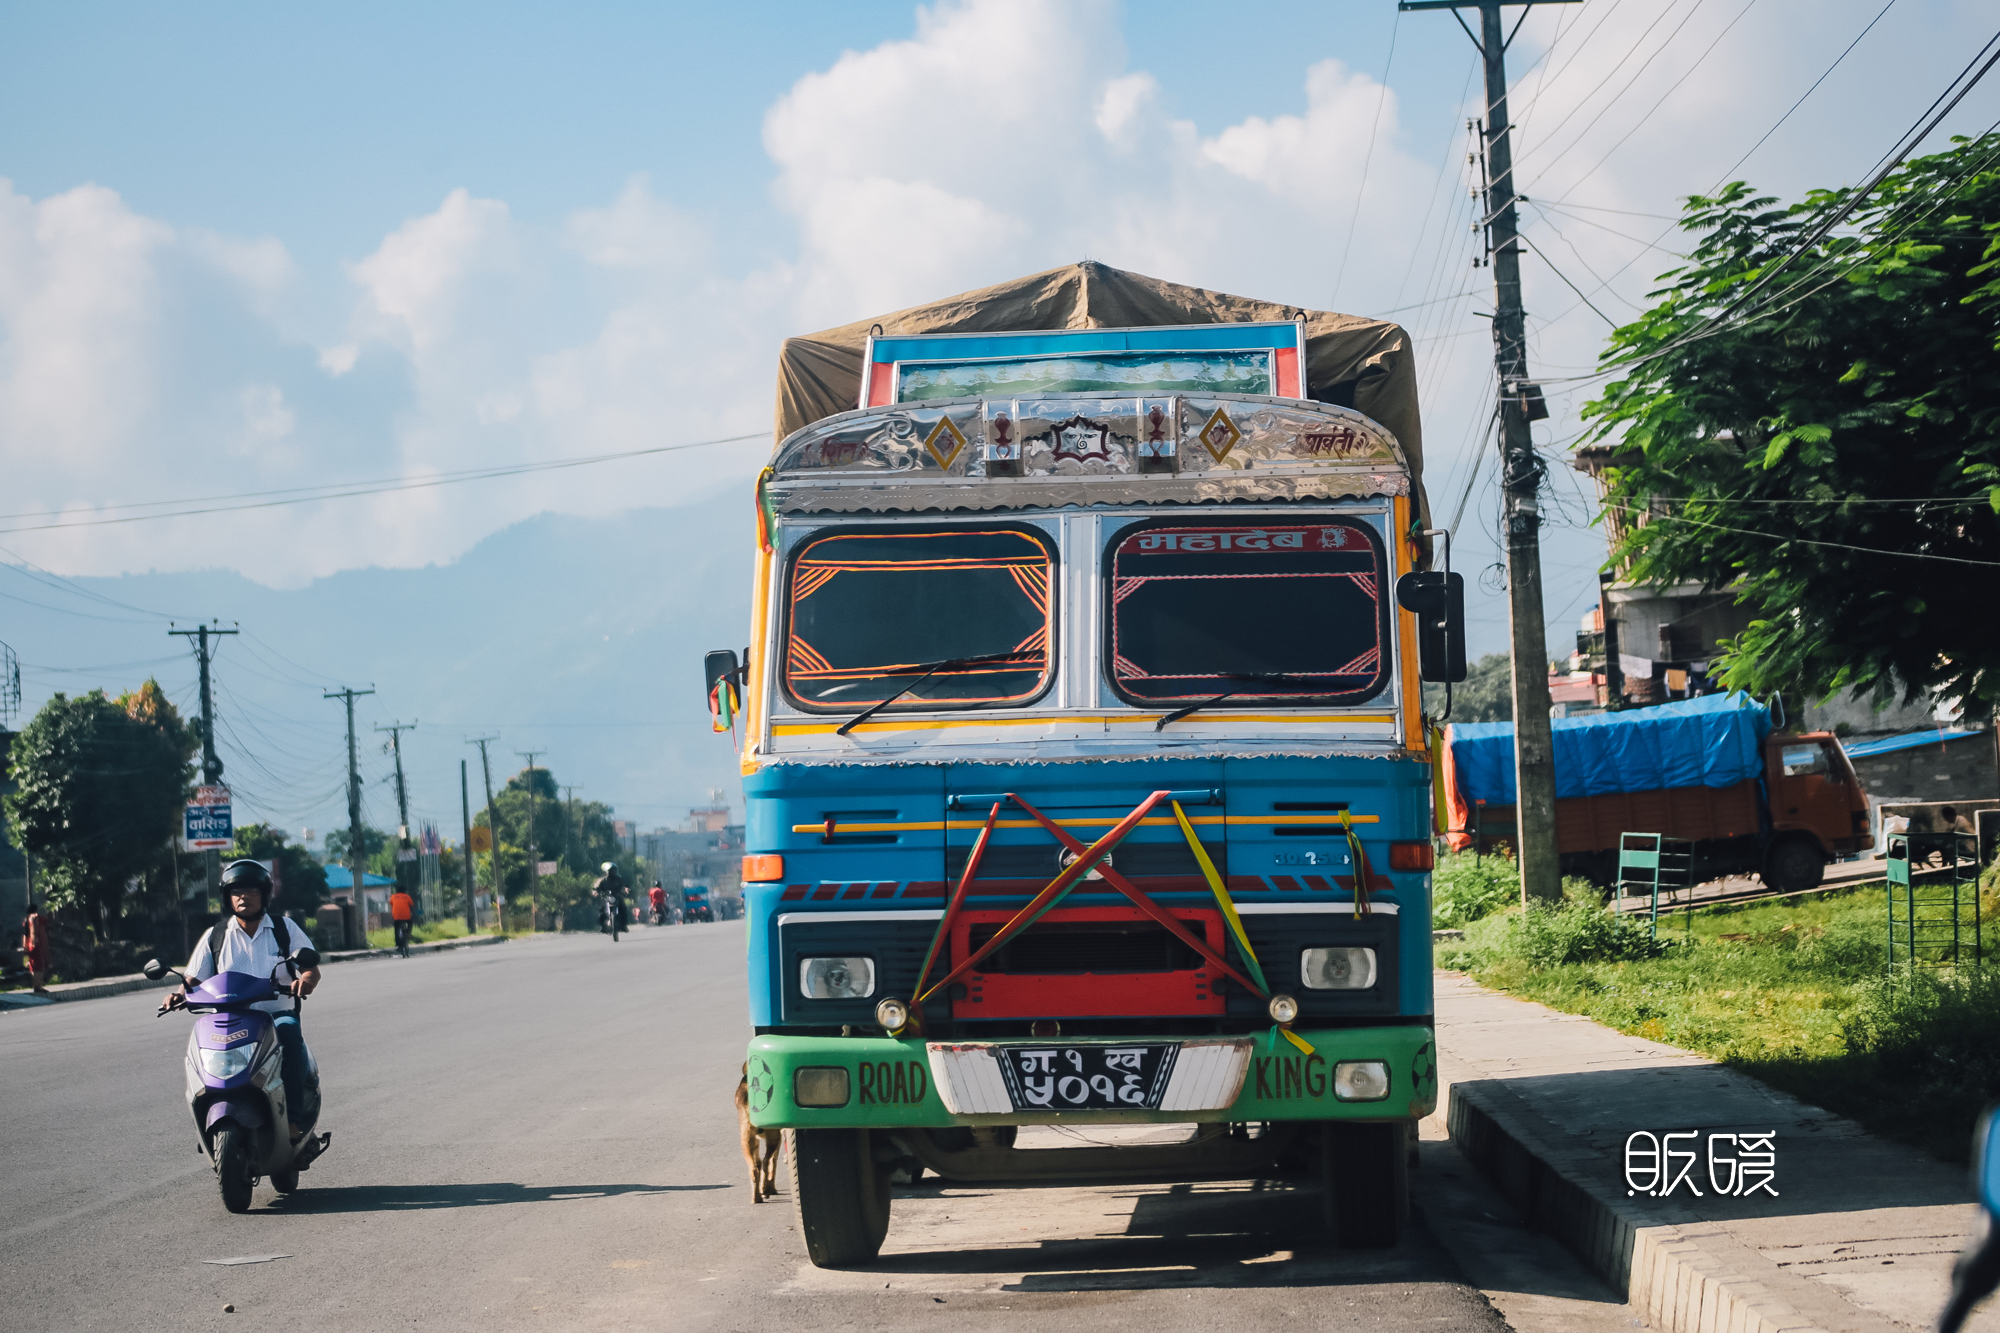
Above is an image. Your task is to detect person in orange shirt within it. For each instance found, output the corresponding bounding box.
[389,888,415,957]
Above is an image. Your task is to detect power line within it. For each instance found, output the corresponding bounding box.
[1601,500,2000,567]
[0,430,765,535]
[1332,9,1401,307]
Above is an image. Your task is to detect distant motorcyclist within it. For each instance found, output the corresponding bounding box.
[595,862,631,939]
[178,860,322,1142]
[389,888,415,957]
[648,882,667,926]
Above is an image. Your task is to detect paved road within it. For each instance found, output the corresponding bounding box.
[1,925,1634,1331]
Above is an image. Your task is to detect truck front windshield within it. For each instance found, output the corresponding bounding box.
[1107,518,1390,706]
[783,526,1055,712]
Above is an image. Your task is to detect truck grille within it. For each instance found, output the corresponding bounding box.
[967,920,1205,974]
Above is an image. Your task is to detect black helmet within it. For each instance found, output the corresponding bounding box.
[220,859,274,896]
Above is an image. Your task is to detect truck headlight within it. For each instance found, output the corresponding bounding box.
[874,997,909,1030]
[1334,1060,1390,1101]
[794,1066,850,1108]
[1267,993,1300,1024]
[799,956,875,999]
[197,1046,253,1080]
[1301,947,1378,990]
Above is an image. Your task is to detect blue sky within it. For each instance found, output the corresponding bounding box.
[2,0,1995,836]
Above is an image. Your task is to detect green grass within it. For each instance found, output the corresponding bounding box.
[1435,863,2000,1163]
[362,919,487,950]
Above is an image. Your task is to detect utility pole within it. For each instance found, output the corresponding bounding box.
[324,687,376,945]
[516,750,543,931]
[1402,0,1573,903]
[168,621,238,898]
[562,786,581,866]
[376,720,418,901]
[468,737,502,930]
[460,760,477,932]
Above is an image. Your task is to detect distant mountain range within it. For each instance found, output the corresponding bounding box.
[4,492,757,845]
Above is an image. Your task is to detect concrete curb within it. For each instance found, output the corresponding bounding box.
[1447,1080,1887,1333]
[0,932,507,1011]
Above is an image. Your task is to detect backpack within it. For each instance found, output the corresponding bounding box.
[204,914,299,997]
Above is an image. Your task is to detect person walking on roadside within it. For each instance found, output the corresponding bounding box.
[21,905,53,994]
[389,887,415,958]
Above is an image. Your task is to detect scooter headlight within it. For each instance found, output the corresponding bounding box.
[198,1045,254,1080]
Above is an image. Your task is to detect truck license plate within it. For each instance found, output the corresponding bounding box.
[995,1043,1179,1111]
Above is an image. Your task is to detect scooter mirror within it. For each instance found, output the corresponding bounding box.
[142,959,168,981]
[292,947,320,970]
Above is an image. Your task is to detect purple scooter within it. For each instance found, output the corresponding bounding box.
[145,957,331,1212]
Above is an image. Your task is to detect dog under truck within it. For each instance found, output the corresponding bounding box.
[708,264,1462,1266]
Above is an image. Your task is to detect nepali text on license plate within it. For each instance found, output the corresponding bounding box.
[995,1044,1179,1111]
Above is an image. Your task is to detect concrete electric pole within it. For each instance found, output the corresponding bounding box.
[168,621,238,898]
[1401,0,1574,904]
[324,686,376,944]
[376,720,418,900]
[468,737,502,930]
[460,759,477,932]
[516,750,542,930]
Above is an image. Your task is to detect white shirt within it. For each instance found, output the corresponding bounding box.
[185,912,309,1015]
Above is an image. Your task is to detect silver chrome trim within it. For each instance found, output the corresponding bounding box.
[776,910,945,926]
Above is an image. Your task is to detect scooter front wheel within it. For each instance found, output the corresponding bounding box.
[215,1125,256,1213]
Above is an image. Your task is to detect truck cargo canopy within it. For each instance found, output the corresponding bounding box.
[1448,692,1772,807]
[773,261,1428,527]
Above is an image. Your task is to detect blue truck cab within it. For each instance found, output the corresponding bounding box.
[708,272,1458,1265]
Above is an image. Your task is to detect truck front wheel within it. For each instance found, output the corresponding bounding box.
[1763,837,1825,894]
[786,1128,891,1267]
[1322,1121,1410,1248]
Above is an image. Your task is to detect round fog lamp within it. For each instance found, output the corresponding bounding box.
[875,997,909,1031]
[1267,993,1300,1024]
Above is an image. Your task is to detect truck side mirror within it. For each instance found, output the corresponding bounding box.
[1395,571,1466,683]
[705,649,740,697]
[705,649,742,729]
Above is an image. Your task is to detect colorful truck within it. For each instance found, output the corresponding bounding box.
[1443,692,1872,891]
[707,263,1458,1266]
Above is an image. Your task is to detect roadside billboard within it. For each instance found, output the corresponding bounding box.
[184,785,232,851]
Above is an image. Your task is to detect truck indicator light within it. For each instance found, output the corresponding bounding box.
[743,854,784,882]
[1388,841,1434,871]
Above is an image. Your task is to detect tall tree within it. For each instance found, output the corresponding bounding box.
[4,683,197,937]
[231,823,330,907]
[1581,133,2000,707]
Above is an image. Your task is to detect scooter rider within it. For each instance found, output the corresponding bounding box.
[596,862,631,932]
[175,860,322,1142]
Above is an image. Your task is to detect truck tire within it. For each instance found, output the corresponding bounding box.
[1322,1121,1409,1248]
[787,1128,890,1267]
[1763,837,1825,894]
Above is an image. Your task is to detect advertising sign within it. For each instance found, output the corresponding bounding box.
[536,861,559,876]
[184,785,233,851]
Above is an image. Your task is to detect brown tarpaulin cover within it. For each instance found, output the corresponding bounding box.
[772,260,1428,526]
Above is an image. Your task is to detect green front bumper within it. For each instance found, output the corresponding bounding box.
[744,1025,1437,1129]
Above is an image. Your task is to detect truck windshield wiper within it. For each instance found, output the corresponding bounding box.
[1154,672,1320,731]
[834,651,1025,736]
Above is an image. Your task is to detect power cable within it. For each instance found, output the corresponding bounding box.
[1518,233,1618,325]
[1539,0,1761,203]
[1600,500,2000,567]
[0,430,765,535]
[1332,9,1400,307]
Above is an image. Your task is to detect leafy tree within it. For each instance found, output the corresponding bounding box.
[473,766,647,924]
[231,822,329,906]
[1581,133,2000,707]
[325,824,388,865]
[3,683,197,938]
[1427,652,1515,723]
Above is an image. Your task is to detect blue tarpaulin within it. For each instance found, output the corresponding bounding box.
[1840,727,1978,759]
[1449,691,1772,806]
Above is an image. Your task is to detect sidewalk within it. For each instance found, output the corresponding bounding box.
[0,932,507,1011]
[1429,970,1994,1333]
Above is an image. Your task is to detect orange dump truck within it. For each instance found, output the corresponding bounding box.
[1443,692,1869,892]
